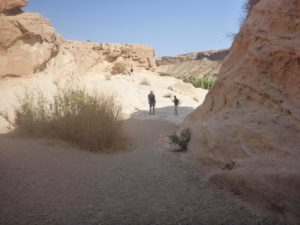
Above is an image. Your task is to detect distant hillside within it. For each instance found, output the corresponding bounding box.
[156,49,229,78]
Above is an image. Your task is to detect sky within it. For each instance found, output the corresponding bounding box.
[25,0,246,57]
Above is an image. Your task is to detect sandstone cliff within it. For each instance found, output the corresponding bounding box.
[0,0,60,78]
[0,0,156,78]
[182,0,300,222]
[156,49,229,78]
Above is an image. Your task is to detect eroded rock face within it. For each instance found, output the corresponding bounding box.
[182,0,300,222]
[156,49,229,78]
[0,0,156,78]
[59,41,156,75]
[0,0,28,13]
[0,10,61,77]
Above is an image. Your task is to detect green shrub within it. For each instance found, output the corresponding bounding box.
[2,87,126,152]
[168,128,191,151]
[184,75,217,90]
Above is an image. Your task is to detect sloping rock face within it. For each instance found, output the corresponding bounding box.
[0,0,60,78]
[59,41,156,75]
[182,0,300,222]
[0,0,156,78]
[156,49,229,78]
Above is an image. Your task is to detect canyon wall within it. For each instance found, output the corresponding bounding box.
[182,0,300,222]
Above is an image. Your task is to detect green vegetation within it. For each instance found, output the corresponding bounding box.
[184,75,217,90]
[168,128,191,151]
[1,87,126,152]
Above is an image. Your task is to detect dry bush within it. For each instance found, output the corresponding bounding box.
[168,128,191,151]
[163,92,172,98]
[5,87,126,152]
[111,61,127,75]
[140,79,150,86]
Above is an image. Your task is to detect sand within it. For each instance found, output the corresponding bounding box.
[0,72,285,224]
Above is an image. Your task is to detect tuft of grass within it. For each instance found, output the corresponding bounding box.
[2,86,126,152]
[168,128,191,151]
[184,75,217,90]
[158,72,172,77]
[140,79,150,86]
[111,61,127,75]
[163,92,172,98]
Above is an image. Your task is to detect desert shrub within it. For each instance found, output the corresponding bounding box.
[168,128,191,151]
[140,79,150,86]
[111,61,127,75]
[4,87,126,152]
[184,75,217,90]
[158,72,171,77]
[163,92,172,98]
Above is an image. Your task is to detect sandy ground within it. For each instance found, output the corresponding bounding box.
[0,119,285,225]
[0,72,285,224]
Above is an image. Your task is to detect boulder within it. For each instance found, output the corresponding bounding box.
[0,0,28,14]
[0,11,60,77]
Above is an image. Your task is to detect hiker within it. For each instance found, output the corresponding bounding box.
[172,95,179,115]
[148,91,156,115]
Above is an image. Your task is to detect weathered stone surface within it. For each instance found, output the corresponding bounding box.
[59,41,156,75]
[182,0,300,222]
[0,0,28,13]
[0,12,60,77]
[156,49,229,78]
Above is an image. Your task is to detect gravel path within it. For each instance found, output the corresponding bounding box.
[0,119,283,225]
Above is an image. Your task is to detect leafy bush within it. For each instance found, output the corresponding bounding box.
[111,61,127,75]
[184,75,217,90]
[168,128,191,151]
[2,87,126,152]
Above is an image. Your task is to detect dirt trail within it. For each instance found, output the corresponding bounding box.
[0,119,283,225]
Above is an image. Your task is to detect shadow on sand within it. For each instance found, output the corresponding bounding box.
[122,106,194,147]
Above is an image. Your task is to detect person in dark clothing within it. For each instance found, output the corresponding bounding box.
[173,95,179,115]
[148,91,156,115]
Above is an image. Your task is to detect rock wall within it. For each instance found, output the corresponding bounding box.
[0,0,156,78]
[156,49,229,78]
[0,0,27,13]
[182,0,300,222]
[0,0,60,78]
[60,41,156,75]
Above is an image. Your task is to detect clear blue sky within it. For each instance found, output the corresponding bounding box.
[25,0,246,57]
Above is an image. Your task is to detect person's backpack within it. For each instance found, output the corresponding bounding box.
[174,98,179,105]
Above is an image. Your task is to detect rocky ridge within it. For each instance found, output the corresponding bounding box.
[0,0,156,78]
[156,49,229,78]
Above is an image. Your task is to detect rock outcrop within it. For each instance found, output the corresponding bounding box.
[156,49,229,78]
[182,0,300,222]
[0,0,27,14]
[0,0,156,78]
[59,41,155,75]
[0,0,60,78]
